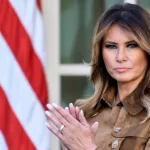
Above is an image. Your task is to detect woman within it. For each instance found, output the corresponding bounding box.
[45,3,150,150]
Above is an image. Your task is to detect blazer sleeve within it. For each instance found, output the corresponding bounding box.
[145,138,150,150]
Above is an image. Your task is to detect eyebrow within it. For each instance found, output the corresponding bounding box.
[104,40,137,45]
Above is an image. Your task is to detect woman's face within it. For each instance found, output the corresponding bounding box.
[102,24,148,84]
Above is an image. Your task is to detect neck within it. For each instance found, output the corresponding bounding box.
[117,79,142,100]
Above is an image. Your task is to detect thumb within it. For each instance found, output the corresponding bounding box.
[91,122,99,135]
[78,110,89,126]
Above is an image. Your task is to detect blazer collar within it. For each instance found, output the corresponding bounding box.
[102,87,144,115]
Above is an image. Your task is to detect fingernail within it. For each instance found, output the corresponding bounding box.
[53,103,58,108]
[76,106,79,110]
[80,109,84,116]
[47,104,53,109]
[65,107,69,110]
[45,111,51,117]
[95,122,99,127]
[69,103,73,107]
[75,106,79,112]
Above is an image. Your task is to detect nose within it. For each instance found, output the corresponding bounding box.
[116,47,127,63]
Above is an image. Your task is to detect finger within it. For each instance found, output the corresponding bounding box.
[61,142,69,150]
[65,107,69,113]
[45,110,62,129]
[45,110,72,137]
[75,106,80,120]
[62,147,69,150]
[47,104,70,127]
[62,145,69,150]
[78,110,89,126]
[69,103,77,118]
[91,122,99,135]
[51,103,79,125]
[45,122,65,142]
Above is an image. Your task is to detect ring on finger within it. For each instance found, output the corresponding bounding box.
[58,124,65,132]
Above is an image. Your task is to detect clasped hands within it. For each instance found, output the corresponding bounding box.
[45,103,99,150]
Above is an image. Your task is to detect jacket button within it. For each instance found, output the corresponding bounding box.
[112,140,118,149]
[115,127,121,132]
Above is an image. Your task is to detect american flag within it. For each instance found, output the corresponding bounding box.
[0,0,50,149]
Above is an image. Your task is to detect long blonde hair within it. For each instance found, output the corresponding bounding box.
[75,3,150,119]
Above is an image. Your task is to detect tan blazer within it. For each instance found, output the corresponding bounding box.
[88,88,150,150]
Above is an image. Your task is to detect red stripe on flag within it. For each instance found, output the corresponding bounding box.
[0,87,36,150]
[37,0,42,12]
[0,1,48,110]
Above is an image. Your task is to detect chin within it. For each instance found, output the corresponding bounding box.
[112,75,135,83]
[115,78,133,83]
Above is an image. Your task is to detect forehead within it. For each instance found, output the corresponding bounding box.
[103,24,136,42]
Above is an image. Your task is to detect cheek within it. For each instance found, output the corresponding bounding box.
[102,51,114,70]
[131,52,148,73]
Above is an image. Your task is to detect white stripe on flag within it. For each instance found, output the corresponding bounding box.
[9,0,46,68]
[0,34,50,150]
[0,131,8,150]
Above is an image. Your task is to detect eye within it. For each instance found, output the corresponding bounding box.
[127,43,139,48]
[105,44,117,49]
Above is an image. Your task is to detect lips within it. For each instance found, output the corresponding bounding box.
[114,67,130,72]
